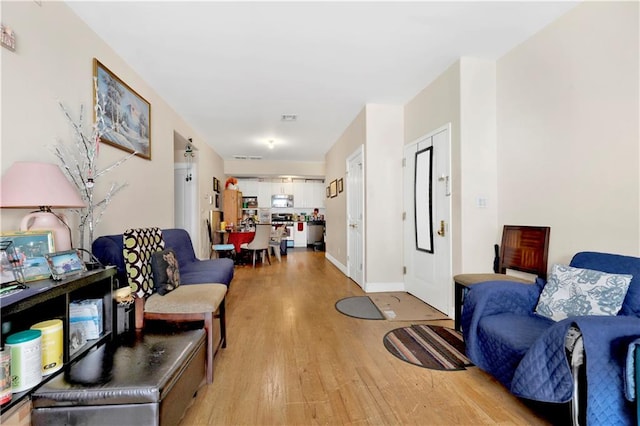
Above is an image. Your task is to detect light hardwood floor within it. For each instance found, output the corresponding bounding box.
[180,249,551,425]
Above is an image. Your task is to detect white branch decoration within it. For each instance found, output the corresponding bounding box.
[51,78,137,251]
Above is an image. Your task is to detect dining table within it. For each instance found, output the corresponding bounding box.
[226,231,256,253]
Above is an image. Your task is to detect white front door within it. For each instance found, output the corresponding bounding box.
[403,125,452,315]
[347,146,364,288]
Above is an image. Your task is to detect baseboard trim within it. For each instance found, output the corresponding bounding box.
[325,252,347,275]
[364,282,405,293]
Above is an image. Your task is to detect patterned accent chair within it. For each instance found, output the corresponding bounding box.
[123,228,227,384]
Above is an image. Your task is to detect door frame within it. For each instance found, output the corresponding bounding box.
[403,123,453,316]
[346,145,365,288]
[174,162,199,250]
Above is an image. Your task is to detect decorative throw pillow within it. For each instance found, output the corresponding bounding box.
[150,249,181,296]
[535,264,632,321]
[123,227,165,298]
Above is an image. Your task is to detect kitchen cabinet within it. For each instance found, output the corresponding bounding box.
[258,182,272,208]
[292,181,325,209]
[0,268,115,418]
[293,222,307,247]
[223,189,243,225]
[292,182,306,208]
[272,180,293,195]
[238,179,258,198]
[307,181,326,209]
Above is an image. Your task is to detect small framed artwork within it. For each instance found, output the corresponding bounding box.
[0,231,55,282]
[215,193,220,209]
[44,249,87,281]
[330,180,338,198]
[213,177,220,193]
[94,58,151,160]
[338,178,344,193]
[326,186,330,198]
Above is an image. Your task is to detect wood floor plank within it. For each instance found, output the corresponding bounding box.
[180,249,551,425]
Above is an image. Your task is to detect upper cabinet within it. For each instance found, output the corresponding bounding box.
[238,179,259,197]
[258,182,272,208]
[307,181,326,209]
[236,178,325,208]
[272,180,293,195]
[292,182,306,207]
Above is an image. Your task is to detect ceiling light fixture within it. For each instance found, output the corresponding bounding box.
[268,139,275,150]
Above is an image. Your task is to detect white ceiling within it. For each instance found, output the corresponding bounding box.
[66,1,578,163]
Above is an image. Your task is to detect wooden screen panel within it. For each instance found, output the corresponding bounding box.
[499,225,550,279]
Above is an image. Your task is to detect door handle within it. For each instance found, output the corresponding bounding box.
[437,220,446,237]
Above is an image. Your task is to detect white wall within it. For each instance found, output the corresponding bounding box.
[325,110,365,269]
[404,62,464,274]
[497,1,640,263]
[459,58,498,272]
[1,2,225,257]
[364,104,404,287]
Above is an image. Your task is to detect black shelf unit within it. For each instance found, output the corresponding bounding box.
[0,267,115,418]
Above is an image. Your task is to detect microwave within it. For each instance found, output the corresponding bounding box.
[272,194,294,208]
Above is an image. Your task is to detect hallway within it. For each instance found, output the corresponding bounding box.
[181,250,550,425]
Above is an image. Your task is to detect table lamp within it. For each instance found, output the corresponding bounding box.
[0,161,86,251]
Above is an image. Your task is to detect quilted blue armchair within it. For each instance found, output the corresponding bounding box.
[462,251,640,425]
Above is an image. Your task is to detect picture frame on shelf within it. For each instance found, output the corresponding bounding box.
[44,249,87,281]
[0,231,55,282]
[0,240,25,286]
[338,178,344,193]
[94,58,151,160]
[330,180,338,198]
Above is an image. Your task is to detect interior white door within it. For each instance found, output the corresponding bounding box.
[403,125,452,315]
[174,163,198,246]
[347,146,364,288]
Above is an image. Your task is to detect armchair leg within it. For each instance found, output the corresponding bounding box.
[204,313,214,384]
[134,297,145,330]
[218,299,226,348]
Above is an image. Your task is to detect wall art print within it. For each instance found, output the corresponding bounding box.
[94,58,151,160]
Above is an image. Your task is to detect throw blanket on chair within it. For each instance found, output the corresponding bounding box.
[511,316,640,425]
[463,280,640,425]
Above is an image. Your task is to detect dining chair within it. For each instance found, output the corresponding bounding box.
[269,225,287,262]
[206,218,235,260]
[240,224,272,268]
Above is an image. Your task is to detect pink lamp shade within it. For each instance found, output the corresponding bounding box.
[1,162,85,208]
[1,162,86,251]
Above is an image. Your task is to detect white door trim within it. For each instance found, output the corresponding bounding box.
[346,145,365,288]
[403,123,453,316]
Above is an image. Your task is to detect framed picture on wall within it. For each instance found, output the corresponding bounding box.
[338,178,344,193]
[213,177,220,193]
[330,180,338,198]
[215,193,220,209]
[326,186,330,198]
[94,58,151,160]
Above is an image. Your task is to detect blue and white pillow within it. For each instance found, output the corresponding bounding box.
[535,264,632,321]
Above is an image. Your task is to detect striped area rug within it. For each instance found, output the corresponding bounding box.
[383,325,473,371]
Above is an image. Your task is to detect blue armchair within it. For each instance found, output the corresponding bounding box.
[462,251,640,425]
